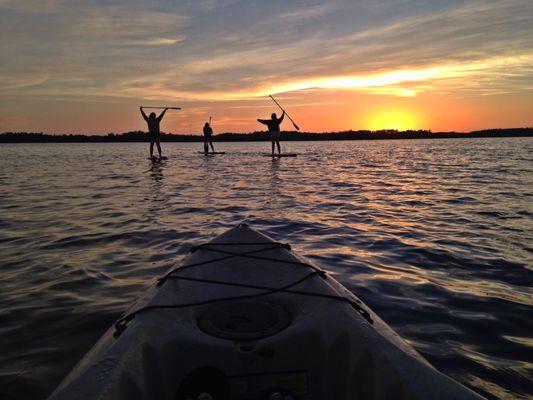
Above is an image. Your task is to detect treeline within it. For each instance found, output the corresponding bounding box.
[1,128,532,143]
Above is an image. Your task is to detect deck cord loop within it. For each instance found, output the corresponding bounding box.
[114,241,372,337]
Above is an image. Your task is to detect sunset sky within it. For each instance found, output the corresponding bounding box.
[1,0,532,134]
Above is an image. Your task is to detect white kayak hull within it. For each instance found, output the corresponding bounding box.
[48,224,483,400]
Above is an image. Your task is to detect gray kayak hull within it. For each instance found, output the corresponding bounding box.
[48,224,483,400]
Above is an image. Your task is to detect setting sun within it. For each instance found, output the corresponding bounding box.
[366,109,424,131]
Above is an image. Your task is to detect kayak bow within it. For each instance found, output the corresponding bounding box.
[48,224,484,400]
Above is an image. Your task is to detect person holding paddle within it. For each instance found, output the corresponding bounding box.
[203,121,215,154]
[140,106,168,159]
[258,95,300,156]
[258,111,285,156]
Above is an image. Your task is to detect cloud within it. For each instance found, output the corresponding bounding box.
[0,0,532,105]
[106,53,533,101]
[265,54,533,97]
[0,74,49,90]
[278,3,339,20]
[0,0,65,13]
[176,0,242,12]
[127,36,186,46]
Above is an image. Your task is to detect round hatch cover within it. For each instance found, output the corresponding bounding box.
[198,300,291,340]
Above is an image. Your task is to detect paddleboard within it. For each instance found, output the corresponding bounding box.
[147,156,168,161]
[263,153,298,157]
[198,152,226,155]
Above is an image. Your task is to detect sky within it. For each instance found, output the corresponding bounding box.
[0,0,532,134]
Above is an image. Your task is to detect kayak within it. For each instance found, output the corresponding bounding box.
[48,224,484,400]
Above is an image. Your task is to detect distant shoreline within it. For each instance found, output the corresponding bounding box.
[1,128,531,143]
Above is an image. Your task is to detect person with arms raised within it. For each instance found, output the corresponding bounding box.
[140,106,168,160]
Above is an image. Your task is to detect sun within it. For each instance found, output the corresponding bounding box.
[366,110,423,131]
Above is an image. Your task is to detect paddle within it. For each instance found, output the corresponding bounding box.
[140,106,181,110]
[269,95,299,130]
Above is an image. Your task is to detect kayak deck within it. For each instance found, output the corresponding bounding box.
[48,224,483,400]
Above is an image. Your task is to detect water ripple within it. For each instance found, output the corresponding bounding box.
[0,139,532,399]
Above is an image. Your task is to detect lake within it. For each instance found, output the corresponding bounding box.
[0,139,531,399]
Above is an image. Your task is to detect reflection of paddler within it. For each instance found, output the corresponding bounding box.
[203,122,215,154]
[258,111,285,156]
[140,106,168,159]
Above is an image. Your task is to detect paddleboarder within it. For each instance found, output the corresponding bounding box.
[203,122,215,154]
[140,106,168,159]
[258,111,285,156]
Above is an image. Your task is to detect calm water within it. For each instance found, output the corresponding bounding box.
[0,139,532,399]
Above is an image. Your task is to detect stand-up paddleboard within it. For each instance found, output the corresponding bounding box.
[263,153,298,157]
[198,152,226,155]
[48,224,484,400]
[148,156,168,161]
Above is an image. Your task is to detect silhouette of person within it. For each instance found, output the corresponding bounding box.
[258,111,285,155]
[203,122,215,154]
[140,107,168,159]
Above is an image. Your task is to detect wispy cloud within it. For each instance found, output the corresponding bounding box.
[0,0,532,131]
[263,54,533,98]
[278,3,340,20]
[127,36,186,46]
[0,0,66,13]
[0,74,50,90]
